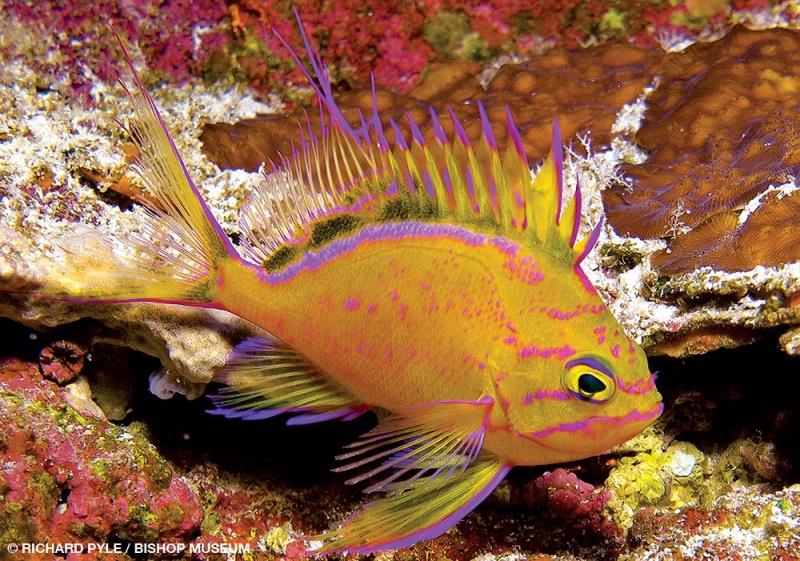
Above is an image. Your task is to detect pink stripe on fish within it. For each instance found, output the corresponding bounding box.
[523,389,571,405]
[518,344,576,360]
[528,403,664,439]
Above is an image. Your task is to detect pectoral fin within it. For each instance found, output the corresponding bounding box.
[314,397,507,553]
[316,453,509,554]
[207,337,366,424]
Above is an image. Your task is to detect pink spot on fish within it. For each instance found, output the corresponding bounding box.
[344,298,361,311]
[367,303,378,314]
[597,335,606,345]
[504,254,544,285]
[399,303,409,320]
[420,281,432,291]
[504,335,518,346]
[611,344,620,358]
[593,326,606,334]
[619,376,655,395]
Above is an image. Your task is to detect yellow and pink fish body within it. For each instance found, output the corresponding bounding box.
[43,16,662,554]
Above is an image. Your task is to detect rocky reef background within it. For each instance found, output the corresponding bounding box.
[1,1,800,560]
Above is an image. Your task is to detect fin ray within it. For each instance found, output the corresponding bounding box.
[316,454,510,554]
[333,398,492,495]
[243,16,602,270]
[208,337,365,424]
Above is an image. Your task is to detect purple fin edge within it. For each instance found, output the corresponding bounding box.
[551,117,564,226]
[344,464,511,554]
[111,27,236,258]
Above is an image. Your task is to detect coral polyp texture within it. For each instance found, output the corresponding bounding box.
[605,25,800,275]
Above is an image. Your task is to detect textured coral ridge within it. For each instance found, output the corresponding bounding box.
[605,25,800,275]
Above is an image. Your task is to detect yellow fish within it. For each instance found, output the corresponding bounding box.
[37,16,662,554]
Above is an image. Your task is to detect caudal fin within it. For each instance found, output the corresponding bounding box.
[49,32,237,306]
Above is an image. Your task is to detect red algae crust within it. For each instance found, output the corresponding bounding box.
[0,358,203,552]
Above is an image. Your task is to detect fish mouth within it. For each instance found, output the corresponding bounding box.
[522,401,665,451]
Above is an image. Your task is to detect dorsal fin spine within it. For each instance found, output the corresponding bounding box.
[551,117,564,226]
[568,176,583,248]
[253,12,606,272]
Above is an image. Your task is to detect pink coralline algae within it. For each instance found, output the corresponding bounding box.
[0,357,203,552]
[10,0,799,102]
[512,468,624,550]
[6,0,228,100]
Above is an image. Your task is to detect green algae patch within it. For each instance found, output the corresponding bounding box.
[125,503,160,541]
[201,511,222,534]
[605,431,719,529]
[0,504,37,558]
[265,525,293,554]
[424,11,471,57]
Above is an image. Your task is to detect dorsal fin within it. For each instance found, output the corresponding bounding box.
[239,8,603,269]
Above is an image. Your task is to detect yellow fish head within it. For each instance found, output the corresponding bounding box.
[490,273,662,462]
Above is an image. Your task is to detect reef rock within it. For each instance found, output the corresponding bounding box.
[0,357,203,548]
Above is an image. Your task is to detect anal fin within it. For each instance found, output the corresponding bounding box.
[208,337,365,424]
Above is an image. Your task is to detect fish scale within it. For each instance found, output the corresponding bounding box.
[23,13,665,555]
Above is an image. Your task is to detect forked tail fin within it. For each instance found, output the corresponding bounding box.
[40,32,238,306]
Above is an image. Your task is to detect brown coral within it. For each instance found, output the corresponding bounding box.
[200,42,662,172]
[605,26,800,274]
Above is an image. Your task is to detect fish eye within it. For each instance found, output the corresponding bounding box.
[563,358,616,402]
[578,373,606,395]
